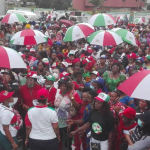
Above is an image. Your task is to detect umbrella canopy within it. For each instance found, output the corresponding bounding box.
[63,23,94,42]
[10,29,48,45]
[1,13,26,24]
[117,16,125,21]
[59,19,74,27]
[111,28,137,45]
[87,30,123,46]
[134,18,145,24]
[118,70,150,101]
[88,13,116,27]
[0,46,26,69]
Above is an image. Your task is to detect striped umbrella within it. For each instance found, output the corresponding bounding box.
[1,13,26,24]
[87,30,123,46]
[88,13,116,27]
[63,23,94,42]
[134,18,145,24]
[10,29,48,45]
[0,46,26,69]
[118,70,150,101]
[112,28,136,45]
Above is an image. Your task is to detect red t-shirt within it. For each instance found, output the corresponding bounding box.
[20,84,42,108]
[47,87,57,106]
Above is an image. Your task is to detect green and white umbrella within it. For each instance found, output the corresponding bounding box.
[63,23,94,42]
[88,13,116,27]
[112,28,137,45]
[134,18,145,24]
[1,13,26,24]
[87,30,123,46]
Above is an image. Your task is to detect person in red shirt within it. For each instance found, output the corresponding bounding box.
[65,50,75,66]
[45,75,57,107]
[20,71,42,111]
[22,49,36,67]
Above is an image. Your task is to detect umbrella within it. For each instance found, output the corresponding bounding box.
[134,18,145,24]
[63,23,94,42]
[117,16,125,21]
[59,19,74,27]
[0,46,26,69]
[10,29,48,45]
[87,30,123,46]
[1,13,26,24]
[118,70,150,101]
[88,13,116,27]
[111,28,137,45]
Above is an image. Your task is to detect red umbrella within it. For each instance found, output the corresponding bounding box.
[118,70,150,100]
[59,19,74,27]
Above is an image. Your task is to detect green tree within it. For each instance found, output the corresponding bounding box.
[88,0,104,14]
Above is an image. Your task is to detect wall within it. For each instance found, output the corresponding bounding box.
[73,0,145,11]
[73,0,85,10]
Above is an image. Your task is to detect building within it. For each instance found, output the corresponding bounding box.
[73,0,145,11]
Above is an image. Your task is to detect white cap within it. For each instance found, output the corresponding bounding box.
[30,48,35,52]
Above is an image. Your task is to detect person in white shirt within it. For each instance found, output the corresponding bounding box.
[25,88,59,150]
[0,91,22,150]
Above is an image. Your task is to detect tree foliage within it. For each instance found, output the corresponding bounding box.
[88,0,104,14]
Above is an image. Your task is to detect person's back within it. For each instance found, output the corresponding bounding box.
[26,106,57,140]
[25,88,59,150]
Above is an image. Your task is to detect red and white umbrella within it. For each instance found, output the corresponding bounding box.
[118,70,150,101]
[87,30,123,46]
[63,23,94,42]
[0,46,26,69]
[10,29,48,45]
[117,16,125,21]
[1,13,26,24]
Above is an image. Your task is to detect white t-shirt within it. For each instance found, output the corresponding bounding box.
[0,104,18,137]
[26,106,58,140]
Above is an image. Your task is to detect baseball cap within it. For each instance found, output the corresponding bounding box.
[30,48,36,53]
[135,57,144,63]
[137,111,150,125]
[1,69,10,74]
[94,93,110,103]
[91,71,99,76]
[92,77,105,85]
[45,75,56,82]
[42,58,49,65]
[127,53,138,59]
[37,88,48,100]
[61,62,68,68]
[59,71,70,79]
[27,71,39,79]
[123,107,136,119]
[0,91,14,102]
[100,55,107,59]
[68,50,75,55]
[59,76,70,84]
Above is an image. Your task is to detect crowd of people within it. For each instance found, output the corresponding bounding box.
[0,12,150,150]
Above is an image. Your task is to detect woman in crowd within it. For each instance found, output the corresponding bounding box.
[70,93,115,150]
[103,63,126,92]
[54,76,82,150]
[135,99,150,113]
[0,91,22,150]
[37,61,47,76]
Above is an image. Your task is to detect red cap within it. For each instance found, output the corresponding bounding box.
[123,107,136,119]
[127,53,138,59]
[0,91,14,102]
[59,71,70,79]
[27,71,38,78]
[37,88,48,100]
[72,58,80,65]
